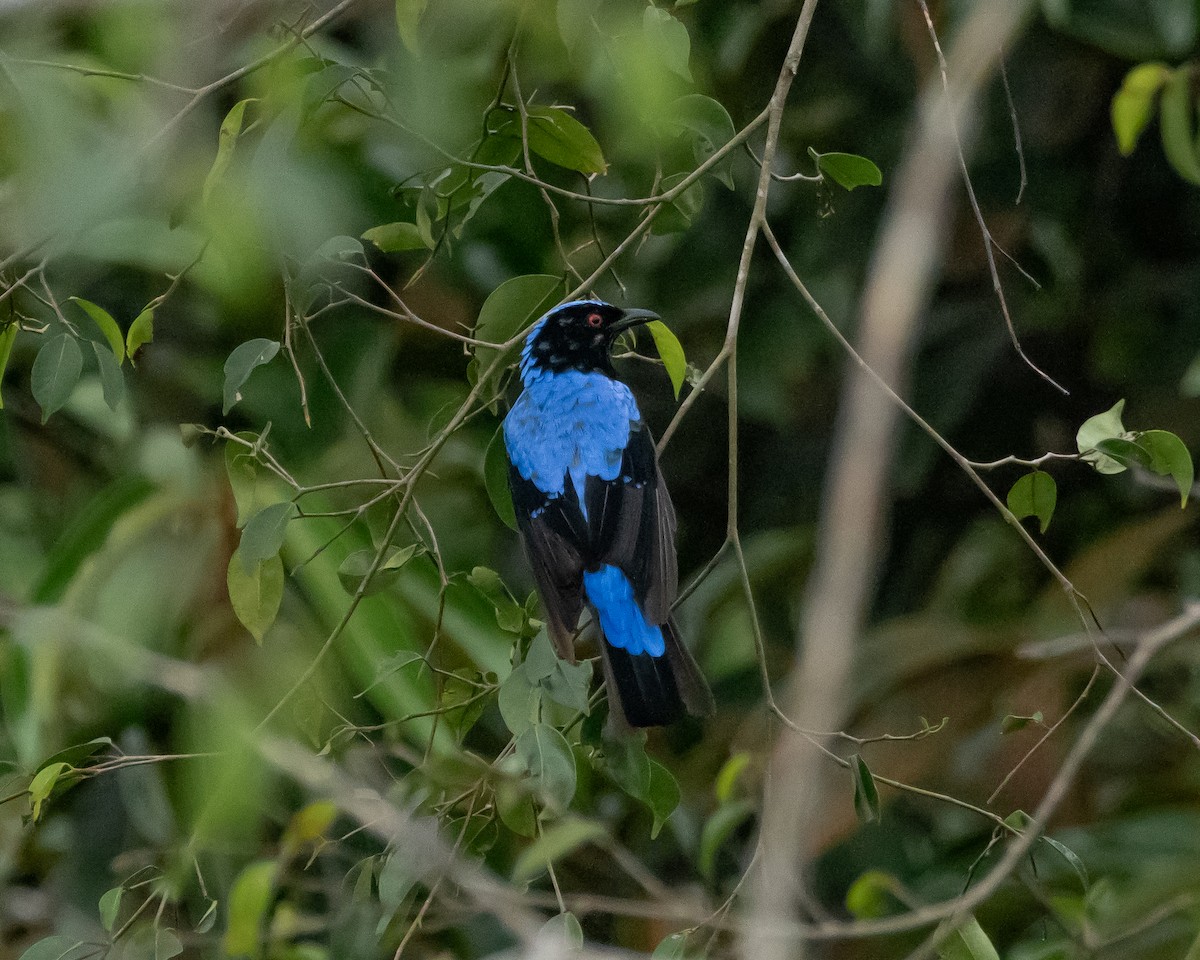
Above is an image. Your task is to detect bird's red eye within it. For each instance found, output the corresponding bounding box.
[586,312,603,328]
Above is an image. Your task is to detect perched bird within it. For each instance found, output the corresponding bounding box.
[502,300,715,727]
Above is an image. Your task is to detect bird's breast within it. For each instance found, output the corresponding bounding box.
[503,371,641,501]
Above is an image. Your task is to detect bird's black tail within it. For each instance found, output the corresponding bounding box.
[600,619,715,728]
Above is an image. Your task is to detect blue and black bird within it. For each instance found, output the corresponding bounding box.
[503,300,715,727]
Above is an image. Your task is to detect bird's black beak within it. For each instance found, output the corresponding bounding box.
[610,307,660,333]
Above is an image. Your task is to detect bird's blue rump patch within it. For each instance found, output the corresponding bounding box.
[583,564,665,657]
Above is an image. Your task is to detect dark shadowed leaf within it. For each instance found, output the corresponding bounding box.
[1006,471,1057,533]
[934,915,1000,960]
[652,172,704,234]
[851,754,881,824]
[0,322,16,409]
[1001,710,1044,734]
[31,334,83,423]
[224,433,284,527]
[223,338,280,414]
[1042,834,1089,891]
[485,427,517,529]
[92,341,125,411]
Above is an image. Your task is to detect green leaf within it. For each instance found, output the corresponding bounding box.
[1159,67,1200,184]
[223,338,281,415]
[496,775,537,837]
[282,800,337,851]
[472,274,564,389]
[203,98,254,205]
[395,0,427,52]
[126,309,154,366]
[224,432,283,528]
[238,501,297,571]
[1135,430,1194,506]
[495,106,607,175]
[512,816,606,882]
[535,912,584,952]
[715,752,751,804]
[1076,399,1129,474]
[0,322,17,409]
[1006,471,1057,533]
[315,235,365,262]
[652,172,704,234]
[699,799,754,879]
[36,737,113,771]
[336,544,423,596]
[814,150,884,190]
[516,723,577,811]
[223,860,276,958]
[91,341,125,411]
[1111,62,1170,155]
[850,754,881,824]
[31,334,83,423]
[155,929,183,960]
[17,936,85,960]
[99,886,123,931]
[1001,710,1044,734]
[1041,834,1089,891]
[485,426,517,530]
[498,663,539,736]
[604,734,652,800]
[540,654,593,716]
[362,221,431,252]
[845,870,899,919]
[70,297,124,363]
[378,849,419,912]
[644,320,687,400]
[28,761,71,821]
[670,94,736,188]
[227,551,284,643]
[935,915,1000,960]
[651,933,689,959]
[644,6,692,82]
[1094,436,1152,471]
[646,759,681,838]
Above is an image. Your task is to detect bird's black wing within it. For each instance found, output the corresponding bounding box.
[584,420,678,625]
[508,464,587,659]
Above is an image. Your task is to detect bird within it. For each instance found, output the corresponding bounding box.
[502,299,715,728]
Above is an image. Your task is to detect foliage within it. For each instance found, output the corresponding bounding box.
[0,1,1199,960]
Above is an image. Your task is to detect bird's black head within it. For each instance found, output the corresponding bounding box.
[519,300,659,380]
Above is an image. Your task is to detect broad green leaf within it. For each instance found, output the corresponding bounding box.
[99,885,123,931]
[223,338,280,415]
[468,565,529,634]
[1111,62,1169,154]
[282,800,337,851]
[223,860,276,958]
[70,297,124,363]
[671,94,736,188]
[238,501,297,571]
[472,274,564,387]
[935,915,1000,960]
[31,334,83,423]
[1076,399,1129,474]
[646,759,681,838]
[498,663,539,736]
[17,936,85,960]
[540,654,592,716]
[850,754,881,824]
[155,929,183,960]
[227,551,284,643]
[36,737,113,771]
[395,0,427,52]
[651,933,689,959]
[604,734,652,800]
[1006,471,1057,533]
[652,172,704,234]
[644,320,687,400]
[715,752,752,804]
[126,309,154,366]
[1136,430,1194,506]
[1001,710,1044,734]
[512,816,606,882]
[845,870,898,919]
[536,912,584,952]
[1160,68,1200,184]
[224,433,283,527]
[1042,834,1089,890]
[378,849,419,911]
[28,761,71,821]
[497,775,537,837]
[516,723,577,810]
[495,106,607,175]
[699,798,754,879]
[337,544,423,596]
[362,221,430,252]
[1094,436,1152,471]
[485,426,517,529]
[315,235,365,262]
[644,6,692,82]
[203,98,254,205]
[0,322,16,409]
[814,150,884,190]
[91,341,125,411]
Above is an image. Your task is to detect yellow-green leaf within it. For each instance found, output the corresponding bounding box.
[223,860,276,958]
[645,319,687,399]
[126,309,154,367]
[0,322,17,410]
[815,150,884,190]
[28,761,71,822]
[70,297,125,363]
[282,800,337,852]
[227,550,284,644]
[203,98,255,205]
[1006,471,1057,533]
[1111,62,1169,155]
[512,816,606,883]
[1159,68,1200,185]
[362,221,430,252]
[395,0,427,52]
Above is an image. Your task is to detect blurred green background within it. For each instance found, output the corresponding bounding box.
[1,0,1199,958]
